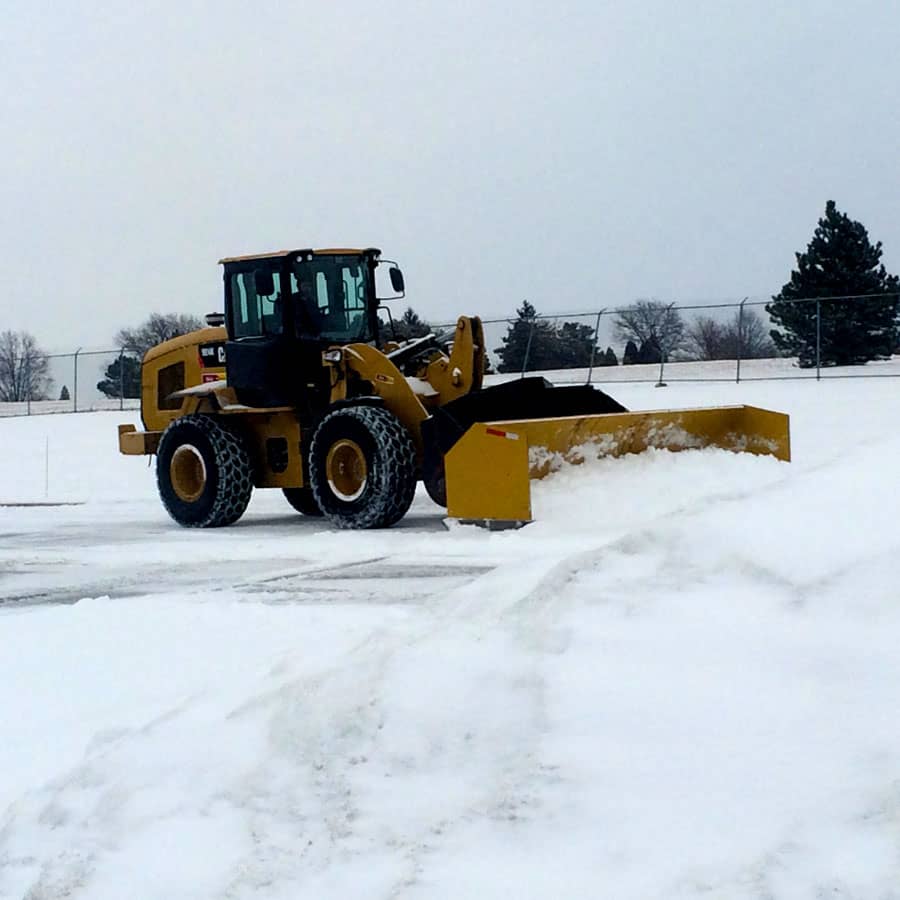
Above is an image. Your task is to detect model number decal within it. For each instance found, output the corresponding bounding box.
[199,342,226,367]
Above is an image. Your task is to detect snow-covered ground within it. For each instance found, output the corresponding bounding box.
[2,375,899,898]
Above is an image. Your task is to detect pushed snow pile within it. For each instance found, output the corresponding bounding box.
[2,377,900,898]
[530,444,786,532]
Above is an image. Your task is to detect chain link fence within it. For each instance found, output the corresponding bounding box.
[435,293,900,386]
[0,349,141,418]
[3,294,898,418]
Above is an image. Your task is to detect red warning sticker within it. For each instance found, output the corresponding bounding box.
[485,427,520,440]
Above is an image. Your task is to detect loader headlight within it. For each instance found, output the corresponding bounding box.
[322,349,343,364]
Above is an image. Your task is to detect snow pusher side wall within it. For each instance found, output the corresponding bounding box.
[419,377,628,505]
[443,404,791,524]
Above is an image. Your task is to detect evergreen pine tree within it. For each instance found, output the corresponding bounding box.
[555,321,596,369]
[496,309,611,372]
[59,385,70,401]
[494,302,557,373]
[393,307,431,341]
[622,340,639,365]
[767,201,900,366]
[97,355,141,399]
[638,338,662,364]
[603,347,618,366]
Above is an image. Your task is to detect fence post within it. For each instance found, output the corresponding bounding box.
[73,348,81,412]
[25,355,32,415]
[521,315,535,378]
[735,297,747,384]
[655,304,675,387]
[815,300,821,381]
[586,309,605,385]
[656,346,666,387]
[119,349,125,411]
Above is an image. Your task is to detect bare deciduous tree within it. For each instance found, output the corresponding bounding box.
[732,309,776,359]
[614,300,685,357]
[0,330,52,401]
[684,317,726,360]
[685,310,775,360]
[116,313,204,358]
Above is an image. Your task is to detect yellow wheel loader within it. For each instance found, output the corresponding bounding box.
[118,247,790,528]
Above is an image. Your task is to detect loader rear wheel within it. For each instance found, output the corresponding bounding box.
[282,487,324,517]
[309,405,416,529]
[157,415,253,528]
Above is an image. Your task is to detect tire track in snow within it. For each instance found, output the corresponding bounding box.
[1,448,863,899]
[367,453,835,895]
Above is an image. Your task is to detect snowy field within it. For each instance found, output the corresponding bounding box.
[2,373,900,898]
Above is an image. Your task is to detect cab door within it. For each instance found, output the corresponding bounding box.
[224,264,296,407]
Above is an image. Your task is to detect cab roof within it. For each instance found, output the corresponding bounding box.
[218,247,381,264]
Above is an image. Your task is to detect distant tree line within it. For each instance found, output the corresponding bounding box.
[388,307,432,342]
[490,300,776,373]
[97,313,205,398]
[0,314,215,404]
[5,200,898,407]
[491,201,899,371]
[493,302,613,373]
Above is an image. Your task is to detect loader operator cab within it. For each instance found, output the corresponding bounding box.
[221,247,402,410]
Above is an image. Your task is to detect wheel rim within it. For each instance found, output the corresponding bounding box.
[325,439,367,501]
[170,444,207,502]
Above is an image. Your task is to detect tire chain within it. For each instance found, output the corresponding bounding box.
[310,405,417,530]
[158,414,254,527]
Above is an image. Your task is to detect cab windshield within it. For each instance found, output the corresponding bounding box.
[292,255,373,343]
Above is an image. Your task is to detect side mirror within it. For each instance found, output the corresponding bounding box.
[389,267,405,294]
[255,269,275,296]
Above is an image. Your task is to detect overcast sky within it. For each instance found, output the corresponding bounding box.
[2,0,899,351]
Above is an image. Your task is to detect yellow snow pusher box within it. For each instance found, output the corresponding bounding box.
[436,396,790,526]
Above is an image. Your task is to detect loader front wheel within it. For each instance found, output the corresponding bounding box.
[309,405,416,529]
[157,415,253,527]
[282,487,324,517]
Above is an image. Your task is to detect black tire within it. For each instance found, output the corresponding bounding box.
[423,467,447,508]
[282,486,324,517]
[156,414,254,527]
[422,456,447,508]
[309,405,416,529]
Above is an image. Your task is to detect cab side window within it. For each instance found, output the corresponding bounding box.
[230,269,284,338]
